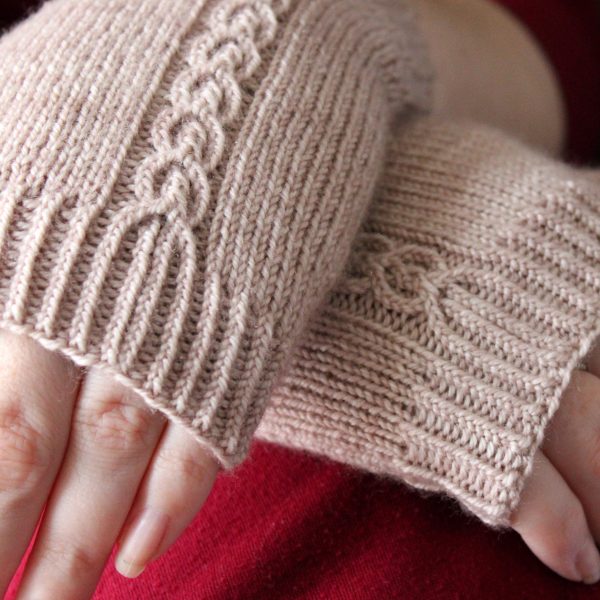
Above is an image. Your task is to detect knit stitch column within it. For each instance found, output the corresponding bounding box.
[0,0,433,467]
[256,117,600,528]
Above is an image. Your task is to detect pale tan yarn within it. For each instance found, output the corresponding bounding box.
[256,117,600,529]
[0,0,433,467]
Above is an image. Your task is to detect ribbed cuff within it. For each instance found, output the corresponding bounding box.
[0,0,434,470]
[256,117,600,528]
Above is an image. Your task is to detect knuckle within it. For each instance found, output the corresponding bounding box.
[37,538,97,579]
[550,503,587,564]
[75,397,155,454]
[154,444,210,484]
[0,402,50,492]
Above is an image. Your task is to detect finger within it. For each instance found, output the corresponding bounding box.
[16,366,167,599]
[0,330,80,597]
[543,369,600,541]
[583,336,600,376]
[115,421,219,578]
[509,448,600,584]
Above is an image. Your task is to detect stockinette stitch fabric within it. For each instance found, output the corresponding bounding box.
[0,0,433,467]
[256,117,600,529]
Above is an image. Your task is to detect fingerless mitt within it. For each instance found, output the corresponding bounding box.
[0,0,433,467]
[256,117,600,529]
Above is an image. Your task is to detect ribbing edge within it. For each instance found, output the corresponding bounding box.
[256,117,600,528]
[0,0,435,470]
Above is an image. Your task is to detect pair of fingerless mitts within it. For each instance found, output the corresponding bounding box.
[0,0,598,529]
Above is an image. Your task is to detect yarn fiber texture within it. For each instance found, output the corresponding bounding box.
[0,0,433,467]
[256,117,600,528]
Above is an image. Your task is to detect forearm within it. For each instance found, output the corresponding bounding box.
[411,0,566,156]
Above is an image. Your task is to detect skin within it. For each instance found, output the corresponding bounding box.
[1,331,220,599]
[1,1,595,597]
[413,0,566,156]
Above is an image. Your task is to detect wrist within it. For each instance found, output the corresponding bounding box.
[411,0,566,156]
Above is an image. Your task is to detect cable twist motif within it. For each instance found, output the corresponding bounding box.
[134,0,282,227]
[340,231,458,317]
[69,0,288,374]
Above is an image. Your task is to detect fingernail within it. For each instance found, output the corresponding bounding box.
[575,543,600,584]
[115,507,170,578]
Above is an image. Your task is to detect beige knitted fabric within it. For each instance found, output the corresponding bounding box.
[0,0,433,467]
[256,117,600,529]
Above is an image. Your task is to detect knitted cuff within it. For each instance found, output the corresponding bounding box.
[256,117,600,529]
[0,0,434,468]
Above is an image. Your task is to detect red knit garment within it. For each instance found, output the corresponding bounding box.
[13,442,599,599]
[5,1,600,598]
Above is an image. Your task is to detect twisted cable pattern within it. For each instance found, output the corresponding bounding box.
[257,117,600,528]
[0,0,434,467]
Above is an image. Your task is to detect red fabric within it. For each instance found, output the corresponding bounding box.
[11,442,598,599]
[4,1,600,598]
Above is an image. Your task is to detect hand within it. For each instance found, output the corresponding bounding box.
[509,336,600,584]
[0,330,219,599]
